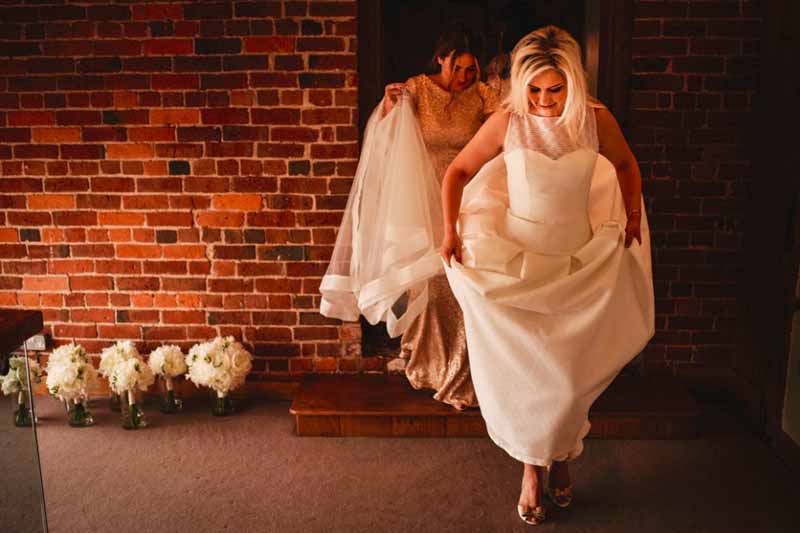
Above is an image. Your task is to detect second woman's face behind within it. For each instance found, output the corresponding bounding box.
[527,69,568,117]
[438,52,478,93]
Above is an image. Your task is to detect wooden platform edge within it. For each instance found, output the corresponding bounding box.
[293,411,699,439]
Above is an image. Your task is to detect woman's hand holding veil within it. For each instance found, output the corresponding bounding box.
[382,82,407,116]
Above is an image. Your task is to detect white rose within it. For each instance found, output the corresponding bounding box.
[109,357,151,394]
[147,348,165,376]
[46,353,92,401]
[1,374,17,395]
[230,348,252,378]
[187,357,212,387]
[212,369,233,395]
[149,345,187,378]
[100,340,139,377]
[136,361,155,391]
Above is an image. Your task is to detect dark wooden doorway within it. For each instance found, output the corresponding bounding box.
[358,0,633,137]
[744,0,800,472]
[381,0,585,90]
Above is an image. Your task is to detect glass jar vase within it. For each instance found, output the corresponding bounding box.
[212,391,234,416]
[109,392,122,412]
[121,389,148,430]
[158,377,182,414]
[13,391,31,427]
[67,397,94,427]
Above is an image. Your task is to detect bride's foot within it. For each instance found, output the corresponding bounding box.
[517,464,546,525]
[547,460,573,508]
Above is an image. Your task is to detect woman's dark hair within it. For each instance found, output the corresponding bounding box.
[428,25,484,73]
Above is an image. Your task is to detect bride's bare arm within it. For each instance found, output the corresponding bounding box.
[595,107,643,246]
[440,111,510,264]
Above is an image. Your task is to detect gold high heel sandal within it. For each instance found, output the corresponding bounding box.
[517,504,547,525]
[547,484,573,508]
[547,462,573,508]
[518,471,547,525]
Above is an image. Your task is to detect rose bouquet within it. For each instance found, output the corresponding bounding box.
[99,340,139,412]
[45,343,97,426]
[185,336,252,416]
[1,356,42,427]
[107,344,154,430]
[147,345,187,413]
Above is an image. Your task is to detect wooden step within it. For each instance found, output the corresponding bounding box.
[289,374,701,438]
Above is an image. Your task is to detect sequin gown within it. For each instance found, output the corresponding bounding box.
[400,74,497,408]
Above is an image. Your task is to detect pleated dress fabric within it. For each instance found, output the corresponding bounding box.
[443,108,655,465]
[400,74,497,409]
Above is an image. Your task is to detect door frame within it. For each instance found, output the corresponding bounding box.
[357,0,634,137]
[746,0,800,471]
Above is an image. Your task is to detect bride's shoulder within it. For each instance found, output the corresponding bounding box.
[483,109,512,135]
[591,103,626,146]
[588,99,609,116]
[589,100,617,131]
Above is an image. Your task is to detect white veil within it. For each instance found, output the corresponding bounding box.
[319,95,444,337]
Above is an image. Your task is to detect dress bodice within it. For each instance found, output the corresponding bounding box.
[502,108,600,253]
[406,74,498,180]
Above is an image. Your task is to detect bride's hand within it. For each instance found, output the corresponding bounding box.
[383,82,406,115]
[440,232,463,267]
[624,213,642,248]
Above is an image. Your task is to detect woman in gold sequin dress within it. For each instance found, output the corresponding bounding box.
[382,31,498,410]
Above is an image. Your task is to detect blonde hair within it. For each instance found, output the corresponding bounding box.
[505,26,590,142]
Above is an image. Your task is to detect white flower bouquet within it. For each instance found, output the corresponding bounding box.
[105,342,153,430]
[109,357,154,397]
[99,340,140,412]
[2,356,42,395]
[99,340,139,377]
[185,336,252,415]
[148,345,187,413]
[46,343,96,401]
[45,343,97,426]
[1,356,42,426]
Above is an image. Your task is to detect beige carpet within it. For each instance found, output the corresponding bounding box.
[26,395,797,533]
[0,395,46,533]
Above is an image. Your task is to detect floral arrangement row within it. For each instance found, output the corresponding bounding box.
[1,337,253,429]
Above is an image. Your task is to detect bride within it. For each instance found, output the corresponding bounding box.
[319,23,653,526]
[439,26,655,525]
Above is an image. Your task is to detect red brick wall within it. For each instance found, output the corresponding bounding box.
[630,0,760,376]
[0,1,359,377]
[0,0,764,382]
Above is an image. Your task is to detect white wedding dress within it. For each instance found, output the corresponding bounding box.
[443,107,655,466]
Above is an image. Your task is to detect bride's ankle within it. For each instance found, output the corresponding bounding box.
[519,465,545,506]
[522,464,545,486]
